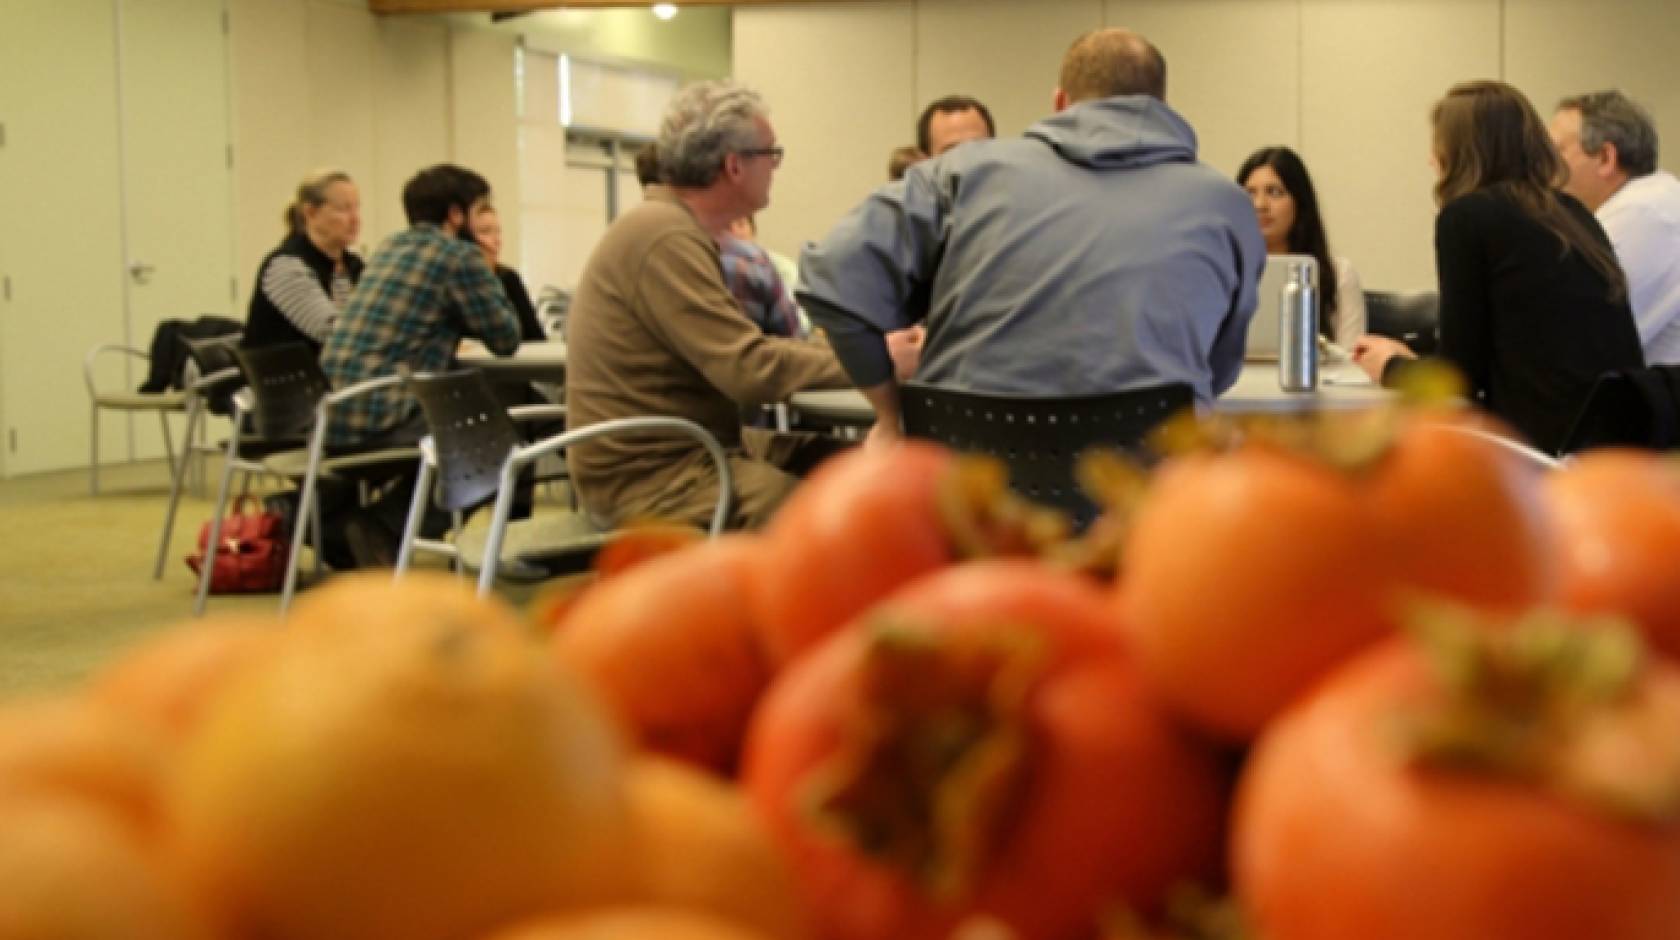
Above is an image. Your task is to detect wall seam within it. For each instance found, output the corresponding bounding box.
[1297,0,1306,151]
[1498,0,1507,80]
[910,0,920,129]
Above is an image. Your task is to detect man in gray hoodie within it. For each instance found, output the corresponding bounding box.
[799,28,1264,442]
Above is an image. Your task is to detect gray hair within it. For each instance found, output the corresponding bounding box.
[1559,90,1659,177]
[287,168,353,234]
[658,80,768,188]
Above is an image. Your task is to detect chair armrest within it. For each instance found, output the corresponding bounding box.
[83,343,149,398]
[323,373,405,408]
[476,416,733,595]
[508,404,567,424]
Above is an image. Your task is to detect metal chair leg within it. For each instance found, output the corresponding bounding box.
[280,418,331,614]
[158,410,177,487]
[194,425,244,616]
[394,456,434,578]
[90,405,100,496]
[154,398,204,579]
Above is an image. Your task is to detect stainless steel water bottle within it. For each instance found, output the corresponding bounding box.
[1278,258,1319,392]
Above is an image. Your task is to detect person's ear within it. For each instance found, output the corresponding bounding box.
[1052,87,1070,113]
[1597,141,1622,178]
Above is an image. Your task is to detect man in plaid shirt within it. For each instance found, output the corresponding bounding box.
[322,164,520,447]
[317,164,520,565]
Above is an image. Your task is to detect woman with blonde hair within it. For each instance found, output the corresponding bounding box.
[1354,80,1642,454]
[242,169,363,354]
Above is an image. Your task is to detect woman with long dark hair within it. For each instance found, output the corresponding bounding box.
[1238,146,1366,345]
[1353,80,1643,454]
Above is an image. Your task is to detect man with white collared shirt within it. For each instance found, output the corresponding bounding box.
[1552,91,1680,365]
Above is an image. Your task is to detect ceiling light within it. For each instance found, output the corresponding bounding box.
[652,3,678,20]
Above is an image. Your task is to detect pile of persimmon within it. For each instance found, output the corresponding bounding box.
[9,407,1680,939]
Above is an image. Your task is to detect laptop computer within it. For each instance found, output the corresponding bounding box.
[1245,254,1319,362]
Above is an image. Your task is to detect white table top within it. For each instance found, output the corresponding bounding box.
[456,340,568,382]
[789,360,1390,425]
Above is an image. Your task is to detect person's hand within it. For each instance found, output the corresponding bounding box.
[456,338,487,358]
[886,326,926,383]
[864,419,902,451]
[1351,334,1416,383]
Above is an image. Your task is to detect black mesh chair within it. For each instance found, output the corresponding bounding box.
[152,334,245,579]
[395,369,569,578]
[396,369,733,595]
[1364,290,1440,355]
[900,381,1194,530]
[1559,366,1680,454]
[192,343,415,614]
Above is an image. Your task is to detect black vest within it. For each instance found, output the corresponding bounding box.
[242,231,363,355]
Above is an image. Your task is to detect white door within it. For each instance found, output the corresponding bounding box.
[0,0,128,478]
[117,0,236,465]
[0,0,232,478]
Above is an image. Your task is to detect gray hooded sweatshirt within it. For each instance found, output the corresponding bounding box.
[798,95,1264,406]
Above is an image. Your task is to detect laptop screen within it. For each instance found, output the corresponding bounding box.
[1245,254,1318,362]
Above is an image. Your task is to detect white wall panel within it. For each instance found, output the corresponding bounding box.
[914,0,1103,142]
[1109,0,1301,182]
[229,0,311,301]
[1505,0,1680,179]
[733,2,916,258]
[1301,0,1500,291]
[372,16,451,241]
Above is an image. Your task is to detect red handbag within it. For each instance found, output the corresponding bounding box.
[185,496,290,594]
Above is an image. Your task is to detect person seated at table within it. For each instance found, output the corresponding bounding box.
[888,145,926,181]
[468,203,545,341]
[1352,80,1643,455]
[243,169,363,355]
[721,214,804,339]
[565,80,865,532]
[799,28,1263,444]
[1238,146,1366,347]
[319,163,521,567]
[636,141,663,191]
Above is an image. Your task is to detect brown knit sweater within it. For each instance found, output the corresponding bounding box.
[564,187,848,518]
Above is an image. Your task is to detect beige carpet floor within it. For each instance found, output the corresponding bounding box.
[0,458,281,700]
[0,455,555,702]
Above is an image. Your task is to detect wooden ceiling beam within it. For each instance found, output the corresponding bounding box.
[370,0,847,12]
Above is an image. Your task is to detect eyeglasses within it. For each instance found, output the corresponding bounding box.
[738,146,785,168]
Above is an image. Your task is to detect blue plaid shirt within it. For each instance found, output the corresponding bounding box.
[321,224,520,446]
[719,235,804,339]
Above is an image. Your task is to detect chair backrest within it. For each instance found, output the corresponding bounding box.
[1364,290,1439,355]
[180,333,244,415]
[900,381,1193,529]
[1559,367,1680,454]
[407,370,525,513]
[230,342,330,440]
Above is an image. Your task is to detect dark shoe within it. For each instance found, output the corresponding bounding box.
[343,513,399,569]
[262,491,299,539]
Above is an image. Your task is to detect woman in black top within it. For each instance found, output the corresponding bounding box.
[468,204,545,341]
[243,169,364,355]
[1353,80,1643,454]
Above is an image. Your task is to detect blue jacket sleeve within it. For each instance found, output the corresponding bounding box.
[796,167,949,338]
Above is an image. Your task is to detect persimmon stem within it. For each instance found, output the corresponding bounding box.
[799,622,1043,900]
[1395,602,1680,824]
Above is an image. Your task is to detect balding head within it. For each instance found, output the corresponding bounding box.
[1057,28,1166,105]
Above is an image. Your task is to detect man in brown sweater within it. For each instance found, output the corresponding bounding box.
[565,80,852,529]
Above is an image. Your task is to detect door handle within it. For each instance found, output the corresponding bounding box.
[128,261,156,285]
